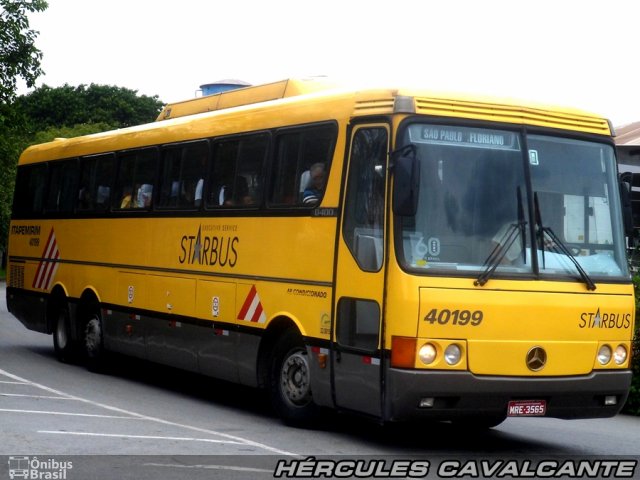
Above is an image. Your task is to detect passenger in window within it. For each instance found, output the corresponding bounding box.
[219,176,252,206]
[194,153,207,207]
[78,186,91,209]
[299,170,311,201]
[136,184,153,208]
[170,180,181,204]
[120,186,133,208]
[302,163,326,205]
[194,178,204,207]
[96,186,110,208]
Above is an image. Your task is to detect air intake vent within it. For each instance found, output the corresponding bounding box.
[9,264,24,289]
[414,97,611,135]
[354,97,395,115]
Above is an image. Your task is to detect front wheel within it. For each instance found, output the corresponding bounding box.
[269,329,319,425]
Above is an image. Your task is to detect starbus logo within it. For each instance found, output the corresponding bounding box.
[578,308,631,329]
[178,225,239,267]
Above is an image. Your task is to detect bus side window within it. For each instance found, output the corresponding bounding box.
[206,134,268,208]
[207,141,239,208]
[185,142,209,208]
[236,134,268,206]
[114,149,157,210]
[158,141,209,209]
[13,164,47,217]
[269,123,337,207]
[158,147,182,208]
[45,159,79,214]
[78,153,114,212]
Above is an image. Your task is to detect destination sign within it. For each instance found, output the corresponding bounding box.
[408,125,520,151]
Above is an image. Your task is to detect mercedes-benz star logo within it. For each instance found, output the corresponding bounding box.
[526,346,547,371]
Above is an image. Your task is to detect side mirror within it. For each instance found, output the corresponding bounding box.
[619,178,634,238]
[392,145,420,217]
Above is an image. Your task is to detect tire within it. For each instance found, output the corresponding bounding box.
[83,311,107,373]
[52,303,76,363]
[269,329,319,425]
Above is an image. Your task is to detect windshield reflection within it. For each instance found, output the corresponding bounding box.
[397,124,628,281]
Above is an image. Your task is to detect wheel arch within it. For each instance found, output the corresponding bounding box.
[46,284,69,334]
[75,288,102,338]
[256,315,303,389]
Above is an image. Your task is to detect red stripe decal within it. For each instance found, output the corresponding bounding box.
[237,285,257,320]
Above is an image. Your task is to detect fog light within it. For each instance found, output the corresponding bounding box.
[604,395,617,406]
[614,345,628,365]
[444,344,461,365]
[419,343,437,365]
[419,397,435,408]
[597,345,611,365]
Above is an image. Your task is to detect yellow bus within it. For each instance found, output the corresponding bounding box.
[6,78,635,427]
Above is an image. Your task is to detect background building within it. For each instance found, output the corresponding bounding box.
[616,121,640,172]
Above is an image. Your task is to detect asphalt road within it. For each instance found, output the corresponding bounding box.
[1,282,639,479]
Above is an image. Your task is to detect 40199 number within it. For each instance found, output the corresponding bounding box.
[423,309,483,326]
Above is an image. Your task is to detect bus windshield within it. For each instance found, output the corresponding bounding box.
[397,123,629,281]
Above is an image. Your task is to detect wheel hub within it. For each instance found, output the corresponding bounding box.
[280,351,311,405]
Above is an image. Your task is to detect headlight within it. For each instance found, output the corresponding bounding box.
[597,345,612,365]
[444,344,461,365]
[614,345,628,365]
[419,343,437,365]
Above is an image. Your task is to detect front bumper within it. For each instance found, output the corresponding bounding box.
[385,368,632,422]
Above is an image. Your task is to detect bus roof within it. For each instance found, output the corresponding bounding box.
[18,78,613,165]
[156,78,339,121]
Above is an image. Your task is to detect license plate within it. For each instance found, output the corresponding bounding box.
[507,400,547,417]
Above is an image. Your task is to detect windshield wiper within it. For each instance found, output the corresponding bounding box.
[534,192,596,291]
[475,187,527,287]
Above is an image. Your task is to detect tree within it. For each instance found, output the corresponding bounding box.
[0,0,48,103]
[0,102,28,268]
[15,83,163,132]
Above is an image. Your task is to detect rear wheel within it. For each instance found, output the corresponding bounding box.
[84,311,106,372]
[269,329,319,425]
[52,303,76,363]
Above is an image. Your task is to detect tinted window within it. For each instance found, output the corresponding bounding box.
[45,159,79,213]
[158,141,209,209]
[78,154,115,212]
[270,124,337,207]
[114,149,157,210]
[206,134,269,208]
[12,164,47,217]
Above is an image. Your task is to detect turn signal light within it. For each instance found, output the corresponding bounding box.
[391,336,416,368]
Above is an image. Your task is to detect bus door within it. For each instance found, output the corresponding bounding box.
[333,124,389,417]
